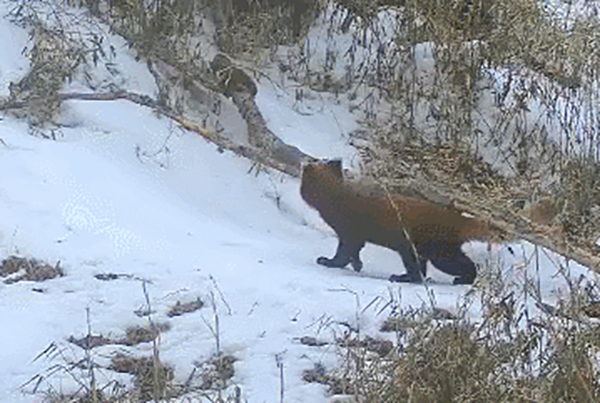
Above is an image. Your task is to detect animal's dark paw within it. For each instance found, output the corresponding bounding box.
[317,256,348,268]
[389,274,422,283]
[453,275,475,285]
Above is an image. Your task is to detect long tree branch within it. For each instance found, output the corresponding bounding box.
[0,89,304,177]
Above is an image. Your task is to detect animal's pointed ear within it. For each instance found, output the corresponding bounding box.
[326,159,343,178]
[327,159,342,169]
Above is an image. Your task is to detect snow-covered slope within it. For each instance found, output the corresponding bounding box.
[0,3,595,402]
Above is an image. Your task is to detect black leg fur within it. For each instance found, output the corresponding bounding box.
[317,239,365,271]
[389,241,425,283]
[430,249,477,285]
[390,242,478,285]
[422,242,477,285]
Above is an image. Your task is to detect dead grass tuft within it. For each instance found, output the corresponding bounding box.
[119,322,171,346]
[167,297,204,317]
[1,255,63,284]
[109,353,174,401]
[194,353,237,391]
[392,323,502,402]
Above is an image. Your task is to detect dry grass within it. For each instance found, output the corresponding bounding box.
[21,279,239,402]
[6,1,600,401]
[193,353,237,391]
[356,120,600,270]
[210,0,322,59]
[3,1,109,131]
[120,322,171,346]
[306,273,600,402]
[332,0,600,268]
[1,255,63,284]
[167,297,204,318]
[109,354,174,402]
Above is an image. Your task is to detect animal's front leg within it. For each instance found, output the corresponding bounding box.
[317,239,365,271]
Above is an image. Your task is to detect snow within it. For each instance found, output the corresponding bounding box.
[0,6,28,97]
[0,2,597,403]
[255,80,358,164]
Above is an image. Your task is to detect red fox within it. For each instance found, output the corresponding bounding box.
[300,159,495,284]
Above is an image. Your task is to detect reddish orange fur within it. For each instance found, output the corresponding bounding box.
[301,160,494,284]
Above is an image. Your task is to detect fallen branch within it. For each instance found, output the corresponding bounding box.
[0,89,305,178]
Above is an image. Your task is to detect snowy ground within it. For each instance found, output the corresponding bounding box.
[0,3,596,402]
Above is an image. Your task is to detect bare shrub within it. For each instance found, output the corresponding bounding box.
[5,1,113,130]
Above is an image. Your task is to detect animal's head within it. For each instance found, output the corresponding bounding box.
[300,159,344,207]
[301,159,343,181]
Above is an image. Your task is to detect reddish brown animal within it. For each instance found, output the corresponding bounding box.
[300,160,493,284]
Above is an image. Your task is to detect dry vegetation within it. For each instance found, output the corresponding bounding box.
[0,255,63,284]
[167,297,204,318]
[3,0,600,401]
[327,0,600,272]
[304,270,600,402]
[21,285,242,402]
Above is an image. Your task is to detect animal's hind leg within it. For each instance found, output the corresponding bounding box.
[317,238,365,272]
[429,244,477,285]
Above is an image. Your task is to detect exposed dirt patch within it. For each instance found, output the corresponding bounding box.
[67,322,171,349]
[338,335,394,357]
[303,363,352,395]
[109,353,174,401]
[299,336,328,347]
[120,322,171,346]
[93,272,135,281]
[194,353,237,391]
[167,297,204,317]
[67,334,113,349]
[1,255,63,284]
